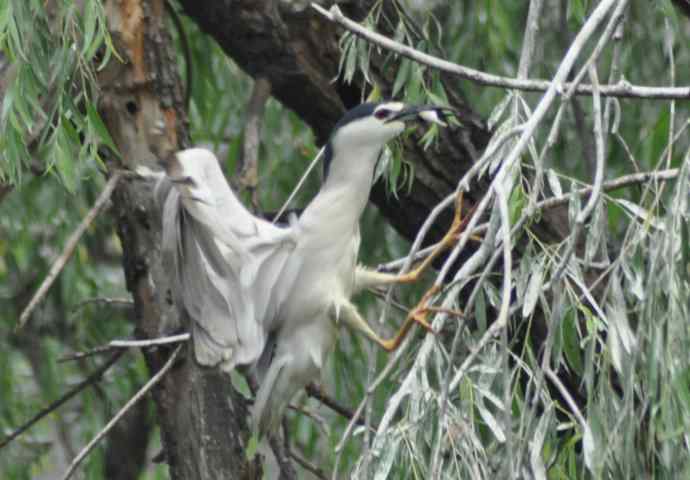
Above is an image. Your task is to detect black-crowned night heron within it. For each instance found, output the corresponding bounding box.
[158,101,456,437]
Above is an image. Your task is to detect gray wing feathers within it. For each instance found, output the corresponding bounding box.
[161,185,270,369]
[159,148,296,370]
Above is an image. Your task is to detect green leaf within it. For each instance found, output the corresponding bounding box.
[343,37,358,84]
[568,0,587,26]
[562,309,583,375]
[509,184,526,225]
[81,0,98,57]
[230,370,252,400]
[86,102,119,155]
[419,123,438,150]
[392,58,410,97]
[245,432,259,461]
[55,130,78,193]
[522,257,544,318]
[356,38,371,84]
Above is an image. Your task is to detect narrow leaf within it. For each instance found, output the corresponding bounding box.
[522,258,544,317]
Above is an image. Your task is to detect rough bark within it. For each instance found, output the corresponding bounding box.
[99,1,260,478]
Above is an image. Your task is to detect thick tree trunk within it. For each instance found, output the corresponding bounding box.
[99,1,260,478]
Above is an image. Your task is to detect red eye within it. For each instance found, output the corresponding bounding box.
[374,109,390,120]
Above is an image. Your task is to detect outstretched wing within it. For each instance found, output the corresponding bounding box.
[159,148,296,370]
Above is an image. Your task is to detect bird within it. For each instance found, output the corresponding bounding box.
[156,101,457,437]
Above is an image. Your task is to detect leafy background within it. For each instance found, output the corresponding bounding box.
[1,0,689,478]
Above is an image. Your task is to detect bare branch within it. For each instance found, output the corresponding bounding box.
[108,333,190,348]
[544,369,588,434]
[516,0,544,79]
[305,383,375,430]
[59,333,191,362]
[237,76,271,211]
[61,345,183,480]
[551,64,607,283]
[380,167,679,274]
[17,172,123,331]
[274,146,325,224]
[0,351,125,450]
[71,297,134,312]
[538,168,680,211]
[289,448,327,480]
[311,3,690,101]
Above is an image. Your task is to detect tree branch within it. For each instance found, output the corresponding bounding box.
[0,351,125,450]
[17,172,122,330]
[61,345,182,480]
[237,76,272,211]
[59,333,191,362]
[311,4,690,101]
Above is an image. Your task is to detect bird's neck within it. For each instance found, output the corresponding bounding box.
[299,146,380,236]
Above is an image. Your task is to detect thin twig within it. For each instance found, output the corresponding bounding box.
[443,155,642,395]
[274,146,325,224]
[551,63,607,284]
[59,333,191,362]
[287,403,329,436]
[367,288,410,314]
[311,4,690,100]
[496,184,515,476]
[516,0,544,79]
[289,448,328,480]
[428,210,499,476]
[380,168,679,273]
[544,369,588,432]
[539,169,680,211]
[305,383,376,430]
[108,333,190,348]
[237,76,271,211]
[61,345,182,480]
[71,297,133,312]
[17,172,122,330]
[562,0,629,102]
[337,6,648,447]
[0,351,125,449]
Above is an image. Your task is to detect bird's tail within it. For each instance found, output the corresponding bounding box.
[253,355,302,438]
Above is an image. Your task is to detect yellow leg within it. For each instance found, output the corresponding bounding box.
[337,289,438,353]
[396,192,477,285]
[377,286,440,352]
[348,193,476,351]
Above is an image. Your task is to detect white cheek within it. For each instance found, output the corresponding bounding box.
[339,117,402,145]
[386,121,405,138]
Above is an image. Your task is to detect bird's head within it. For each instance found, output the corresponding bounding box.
[324,101,454,179]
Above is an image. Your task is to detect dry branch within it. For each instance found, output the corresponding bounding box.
[61,345,182,480]
[0,351,125,450]
[237,76,271,210]
[59,333,191,362]
[17,172,122,330]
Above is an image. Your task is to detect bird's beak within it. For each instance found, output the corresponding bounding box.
[386,105,456,127]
